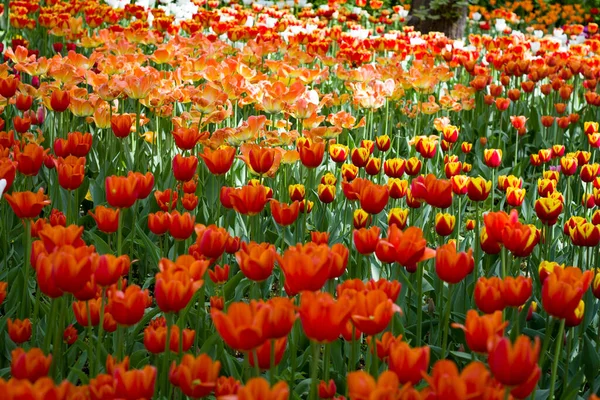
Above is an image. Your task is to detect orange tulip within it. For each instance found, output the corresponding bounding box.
[353,226,380,255]
[375,225,435,272]
[88,206,120,233]
[351,289,400,335]
[7,318,32,343]
[14,143,47,176]
[129,171,154,200]
[270,200,300,226]
[5,189,51,219]
[502,221,540,258]
[172,154,198,182]
[193,224,229,260]
[358,182,389,214]
[168,211,194,240]
[105,175,139,209]
[435,242,473,284]
[276,243,332,296]
[236,242,277,282]
[169,353,220,398]
[10,348,52,382]
[298,139,325,168]
[144,318,195,354]
[298,291,353,343]
[55,156,85,190]
[155,262,198,313]
[199,146,236,175]
[106,285,151,326]
[347,370,406,399]
[488,335,540,386]
[387,340,430,385]
[148,211,171,235]
[236,377,289,400]
[172,126,204,151]
[451,310,507,353]
[542,266,593,319]
[503,276,532,307]
[154,189,178,211]
[410,174,453,209]
[211,301,269,351]
[474,277,505,314]
[229,184,269,216]
[114,366,156,400]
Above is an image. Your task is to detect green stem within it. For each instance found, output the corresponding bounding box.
[253,348,261,377]
[415,263,424,346]
[96,288,106,373]
[310,341,321,400]
[162,313,173,397]
[21,219,31,318]
[548,319,566,400]
[117,209,123,256]
[441,284,456,359]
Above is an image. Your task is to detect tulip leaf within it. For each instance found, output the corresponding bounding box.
[583,336,599,384]
[224,271,245,300]
[561,370,584,400]
[135,224,160,266]
[83,231,112,255]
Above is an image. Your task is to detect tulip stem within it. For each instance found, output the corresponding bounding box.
[253,348,261,377]
[162,313,173,397]
[269,339,276,385]
[472,201,480,309]
[21,219,31,318]
[441,284,456,359]
[323,342,331,381]
[549,318,565,400]
[86,301,95,375]
[310,341,320,400]
[490,169,495,211]
[350,325,358,371]
[415,263,424,346]
[117,209,123,256]
[370,335,379,377]
[96,288,106,373]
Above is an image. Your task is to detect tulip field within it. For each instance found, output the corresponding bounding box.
[3,0,600,398]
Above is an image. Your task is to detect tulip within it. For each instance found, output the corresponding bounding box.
[169,353,220,397]
[451,310,506,353]
[276,243,332,295]
[88,206,120,233]
[488,335,540,387]
[474,277,505,314]
[7,318,32,343]
[298,291,353,343]
[236,242,277,282]
[542,266,592,319]
[503,275,532,307]
[105,175,139,209]
[114,366,157,400]
[435,242,474,284]
[107,285,151,326]
[351,289,400,336]
[211,301,269,351]
[10,348,52,382]
[353,226,380,255]
[387,341,430,385]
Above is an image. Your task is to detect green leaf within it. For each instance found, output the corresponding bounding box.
[582,335,599,384]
